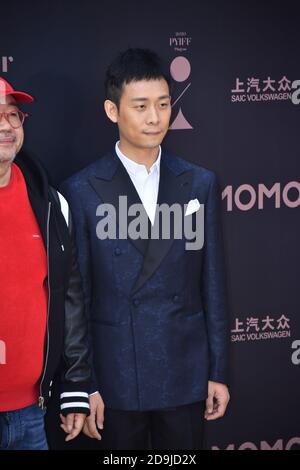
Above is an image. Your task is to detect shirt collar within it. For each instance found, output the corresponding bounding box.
[115,141,161,177]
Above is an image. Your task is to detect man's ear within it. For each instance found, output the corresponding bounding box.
[104,100,118,123]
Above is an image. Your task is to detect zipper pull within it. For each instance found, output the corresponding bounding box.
[61,244,65,252]
[38,396,45,409]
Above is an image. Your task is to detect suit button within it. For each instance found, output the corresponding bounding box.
[133,299,140,307]
[173,295,179,302]
[114,248,121,256]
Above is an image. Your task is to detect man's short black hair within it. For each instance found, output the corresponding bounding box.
[105,48,172,108]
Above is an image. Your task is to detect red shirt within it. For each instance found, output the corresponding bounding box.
[0,163,47,411]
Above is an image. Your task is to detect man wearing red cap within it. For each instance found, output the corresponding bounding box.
[0,77,91,450]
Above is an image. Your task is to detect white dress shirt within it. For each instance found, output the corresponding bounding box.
[115,141,161,225]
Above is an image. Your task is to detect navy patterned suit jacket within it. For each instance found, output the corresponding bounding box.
[61,149,229,411]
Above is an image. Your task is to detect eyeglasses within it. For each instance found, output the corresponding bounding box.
[0,110,28,129]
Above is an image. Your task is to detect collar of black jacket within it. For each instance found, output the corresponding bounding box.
[13,150,52,246]
[14,150,50,202]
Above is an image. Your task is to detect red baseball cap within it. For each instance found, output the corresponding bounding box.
[0,76,34,103]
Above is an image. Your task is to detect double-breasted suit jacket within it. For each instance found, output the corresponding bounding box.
[61,149,229,411]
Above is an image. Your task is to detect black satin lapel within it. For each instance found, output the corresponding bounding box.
[132,162,193,294]
[89,162,150,255]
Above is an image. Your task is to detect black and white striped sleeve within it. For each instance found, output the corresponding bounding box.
[60,390,90,416]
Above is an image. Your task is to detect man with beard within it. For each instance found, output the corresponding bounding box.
[0,77,91,450]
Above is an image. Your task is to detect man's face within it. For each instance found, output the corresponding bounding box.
[112,78,171,153]
[0,95,24,165]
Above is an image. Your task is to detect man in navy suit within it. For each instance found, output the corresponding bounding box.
[61,48,230,450]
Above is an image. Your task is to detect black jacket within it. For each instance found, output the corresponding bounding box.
[14,152,91,416]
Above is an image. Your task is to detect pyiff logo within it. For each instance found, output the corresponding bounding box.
[0,340,6,364]
[291,80,300,104]
[168,31,194,130]
[169,31,192,53]
[1,56,13,73]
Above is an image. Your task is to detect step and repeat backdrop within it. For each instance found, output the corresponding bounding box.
[1,0,299,450]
